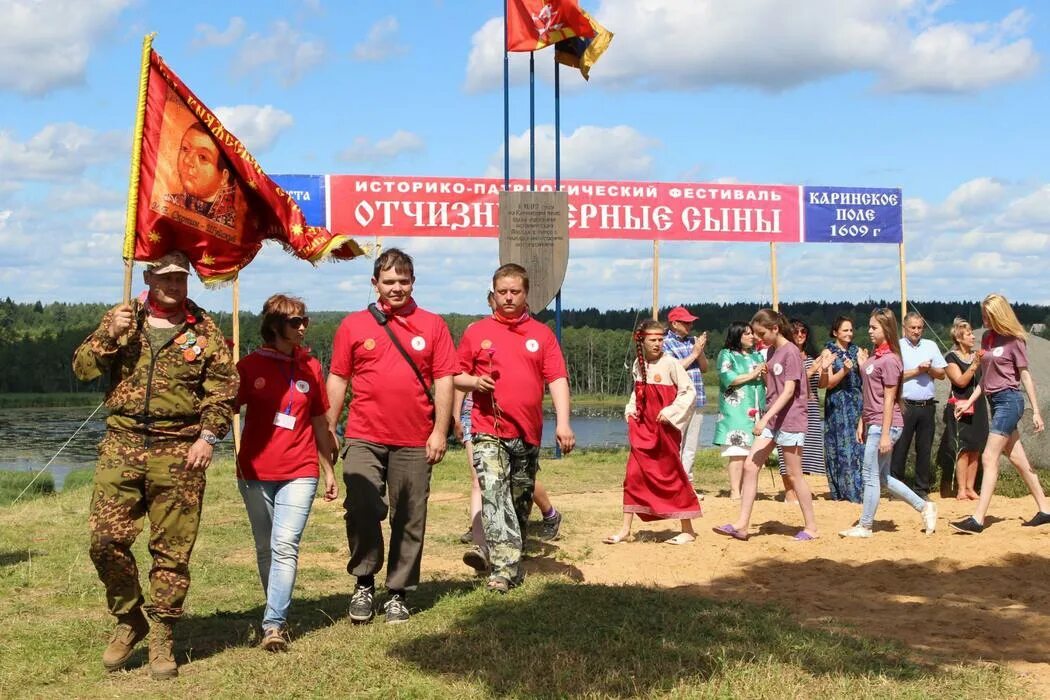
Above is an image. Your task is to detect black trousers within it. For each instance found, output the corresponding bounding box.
[890,401,936,498]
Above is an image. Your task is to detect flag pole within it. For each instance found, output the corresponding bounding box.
[554,56,562,344]
[503,4,510,192]
[770,242,780,311]
[652,240,660,320]
[121,32,156,305]
[529,51,535,191]
[231,274,241,454]
[899,240,907,320]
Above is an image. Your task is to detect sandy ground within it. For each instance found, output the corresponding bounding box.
[423,475,1050,694]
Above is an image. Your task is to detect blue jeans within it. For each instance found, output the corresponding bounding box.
[988,388,1025,436]
[860,426,925,528]
[238,477,318,630]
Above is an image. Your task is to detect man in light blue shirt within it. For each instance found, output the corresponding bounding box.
[891,312,947,499]
[662,306,708,485]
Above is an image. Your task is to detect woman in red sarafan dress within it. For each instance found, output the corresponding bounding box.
[604,320,703,545]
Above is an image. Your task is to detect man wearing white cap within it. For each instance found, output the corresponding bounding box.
[663,306,709,484]
[73,250,237,680]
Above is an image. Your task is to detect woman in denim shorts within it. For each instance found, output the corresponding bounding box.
[714,309,819,542]
[951,294,1050,534]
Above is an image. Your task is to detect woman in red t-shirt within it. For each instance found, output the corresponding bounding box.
[236,294,337,651]
[714,309,819,542]
[951,294,1050,534]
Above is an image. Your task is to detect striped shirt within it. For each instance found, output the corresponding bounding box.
[662,333,706,408]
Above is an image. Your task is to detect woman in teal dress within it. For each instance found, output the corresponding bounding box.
[820,316,865,502]
[713,321,767,499]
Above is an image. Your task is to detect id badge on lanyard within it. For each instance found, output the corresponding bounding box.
[273,360,298,430]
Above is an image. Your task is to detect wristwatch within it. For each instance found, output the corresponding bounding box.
[200,431,218,446]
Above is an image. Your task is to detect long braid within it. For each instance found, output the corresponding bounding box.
[633,319,665,418]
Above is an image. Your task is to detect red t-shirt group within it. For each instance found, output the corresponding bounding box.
[330,305,457,447]
[236,348,329,481]
[457,315,568,446]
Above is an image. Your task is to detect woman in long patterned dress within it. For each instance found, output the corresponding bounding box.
[713,321,767,500]
[778,319,828,501]
[604,320,702,545]
[821,316,865,503]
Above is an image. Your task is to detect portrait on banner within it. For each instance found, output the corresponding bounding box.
[148,89,247,245]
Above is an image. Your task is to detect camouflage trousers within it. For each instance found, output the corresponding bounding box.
[88,431,206,622]
[472,434,540,583]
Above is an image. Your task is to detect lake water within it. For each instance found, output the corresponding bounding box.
[0,407,715,489]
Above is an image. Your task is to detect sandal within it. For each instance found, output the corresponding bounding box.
[602,533,628,544]
[665,532,696,545]
[712,524,749,541]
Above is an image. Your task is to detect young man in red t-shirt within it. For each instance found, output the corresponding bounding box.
[455,264,575,593]
[324,249,456,623]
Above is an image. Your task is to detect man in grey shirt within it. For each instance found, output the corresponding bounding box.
[890,312,947,499]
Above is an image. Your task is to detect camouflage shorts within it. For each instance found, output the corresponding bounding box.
[472,434,540,583]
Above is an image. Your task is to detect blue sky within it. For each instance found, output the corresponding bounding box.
[1,0,1048,316]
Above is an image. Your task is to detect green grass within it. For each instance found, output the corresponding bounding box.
[0,470,53,506]
[0,448,1027,698]
[61,469,95,492]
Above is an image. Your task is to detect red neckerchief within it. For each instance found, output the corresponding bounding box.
[873,342,892,358]
[491,306,531,334]
[138,290,196,324]
[255,345,305,363]
[378,297,421,334]
[981,330,996,351]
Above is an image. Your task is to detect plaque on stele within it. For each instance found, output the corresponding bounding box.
[498,191,569,311]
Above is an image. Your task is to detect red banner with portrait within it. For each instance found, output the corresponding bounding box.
[133,50,362,285]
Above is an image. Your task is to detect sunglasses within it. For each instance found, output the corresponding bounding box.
[285,316,310,329]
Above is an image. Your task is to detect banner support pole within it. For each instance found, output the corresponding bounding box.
[231,274,241,455]
[899,240,907,320]
[652,240,660,320]
[121,32,156,305]
[770,242,779,311]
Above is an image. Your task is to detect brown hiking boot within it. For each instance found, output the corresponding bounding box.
[102,610,149,671]
[148,621,178,680]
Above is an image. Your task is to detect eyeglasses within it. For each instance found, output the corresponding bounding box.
[286,316,310,329]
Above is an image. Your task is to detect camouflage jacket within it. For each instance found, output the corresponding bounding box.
[72,299,238,440]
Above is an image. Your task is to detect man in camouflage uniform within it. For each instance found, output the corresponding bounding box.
[73,251,237,680]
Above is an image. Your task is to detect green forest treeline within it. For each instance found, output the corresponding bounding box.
[3,297,1049,397]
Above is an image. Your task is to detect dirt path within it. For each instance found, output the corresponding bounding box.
[424,476,1050,693]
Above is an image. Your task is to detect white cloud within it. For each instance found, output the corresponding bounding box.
[338,130,426,164]
[485,124,659,180]
[0,123,127,182]
[999,186,1050,229]
[233,21,326,86]
[193,17,246,48]
[86,208,123,233]
[212,105,295,152]
[44,181,124,211]
[0,0,131,95]
[464,1,1038,95]
[352,16,408,62]
[943,177,1005,214]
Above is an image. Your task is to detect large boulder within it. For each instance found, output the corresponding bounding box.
[933,331,1049,470]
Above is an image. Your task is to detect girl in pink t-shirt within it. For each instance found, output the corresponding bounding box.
[714,309,819,542]
[951,294,1050,534]
[839,309,935,538]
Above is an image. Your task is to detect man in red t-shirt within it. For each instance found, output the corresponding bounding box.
[325,249,456,624]
[455,263,575,593]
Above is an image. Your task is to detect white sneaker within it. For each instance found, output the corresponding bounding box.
[922,501,938,534]
[838,525,873,538]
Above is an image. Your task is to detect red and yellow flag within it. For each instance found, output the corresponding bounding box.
[506,0,596,52]
[127,49,362,285]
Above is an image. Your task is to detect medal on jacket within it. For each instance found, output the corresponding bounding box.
[175,331,206,362]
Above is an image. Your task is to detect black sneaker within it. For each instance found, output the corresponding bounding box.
[459,528,474,544]
[463,546,489,573]
[539,511,563,541]
[486,576,511,594]
[383,595,410,624]
[949,516,984,534]
[1022,511,1050,527]
[349,585,375,623]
